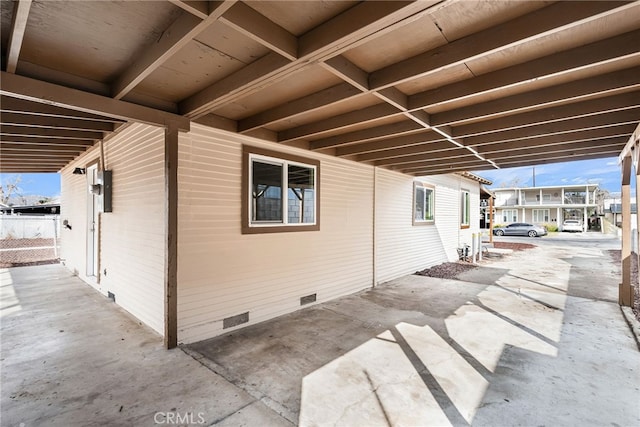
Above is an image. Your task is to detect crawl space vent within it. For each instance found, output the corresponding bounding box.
[300,293,317,305]
[223,312,249,329]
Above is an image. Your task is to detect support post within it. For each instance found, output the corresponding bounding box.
[620,155,633,306]
[489,196,494,244]
[471,233,477,264]
[164,124,179,349]
[477,232,482,262]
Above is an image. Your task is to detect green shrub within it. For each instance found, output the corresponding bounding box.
[543,223,559,232]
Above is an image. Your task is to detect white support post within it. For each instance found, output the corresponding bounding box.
[477,233,483,262]
[471,233,477,264]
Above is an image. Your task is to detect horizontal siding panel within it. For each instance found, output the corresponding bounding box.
[375,170,469,284]
[99,123,166,335]
[177,124,373,343]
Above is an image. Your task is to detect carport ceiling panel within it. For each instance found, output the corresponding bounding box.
[0,2,13,47]
[244,1,358,37]
[464,3,640,76]
[341,14,446,73]
[429,1,551,42]
[212,64,346,121]
[194,20,271,64]
[134,40,252,103]
[19,1,182,83]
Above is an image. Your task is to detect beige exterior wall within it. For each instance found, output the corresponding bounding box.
[177,124,375,343]
[60,123,166,335]
[374,169,481,284]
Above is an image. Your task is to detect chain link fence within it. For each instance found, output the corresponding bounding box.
[0,216,60,267]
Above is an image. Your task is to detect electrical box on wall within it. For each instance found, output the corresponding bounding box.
[97,170,113,212]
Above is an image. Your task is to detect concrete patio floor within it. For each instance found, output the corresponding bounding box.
[1,236,639,426]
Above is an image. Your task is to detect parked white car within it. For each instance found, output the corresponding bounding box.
[562,219,583,232]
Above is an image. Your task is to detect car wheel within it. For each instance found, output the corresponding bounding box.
[495,230,504,236]
[528,230,537,237]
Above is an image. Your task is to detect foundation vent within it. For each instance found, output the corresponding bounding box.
[107,292,116,303]
[300,293,317,305]
[223,312,249,329]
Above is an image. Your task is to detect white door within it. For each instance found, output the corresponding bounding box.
[86,163,99,277]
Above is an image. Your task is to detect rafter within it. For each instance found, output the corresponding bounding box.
[238,83,362,132]
[5,0,32,73]
[310,120,423,150]
[112,1,235,100]
[408,29,640,112]
[369,1,631,89]
[336,131,446,157]
[453,91,640,138]
[180,1,438,117]
[220,1,297,61]
[464,108,640,146]
[1,72,190,131]
[431,67,640,126]
[0,135,95,146]
[0,125,103,140]
[1,112,115,132]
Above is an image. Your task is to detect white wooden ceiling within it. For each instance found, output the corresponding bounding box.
[1,0,639,174]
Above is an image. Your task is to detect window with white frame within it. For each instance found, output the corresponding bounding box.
[414,182,435,225]
[461,189,470,228]
[533,209,549,223]
[242,146,320,234]
[502,209,517,223]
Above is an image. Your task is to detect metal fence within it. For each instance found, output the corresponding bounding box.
[0,215,60,267]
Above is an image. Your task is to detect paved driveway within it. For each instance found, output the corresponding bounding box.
[190,235,640,426]
[2,236,638,426]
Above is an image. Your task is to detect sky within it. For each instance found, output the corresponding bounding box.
[473,156,633,195]
[0,173,61,199]
[0,156,634,199]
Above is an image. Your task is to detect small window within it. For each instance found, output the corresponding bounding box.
[242,146,320,234]
[461,189,470,228]
[533,209,549,222]
[502,209,518,223]
[413,182,435,225]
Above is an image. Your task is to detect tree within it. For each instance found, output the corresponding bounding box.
[0,175,22,206]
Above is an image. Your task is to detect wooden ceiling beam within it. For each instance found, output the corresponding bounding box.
[278,103,402,142]
[0,152,79,161]
[1,124,103,140]
[238,83,362,132]
[452,91,640,138]
[400,161,492,176]
[0,135,94,146]
[431,67,640,126]
[408,29,640,112]
[310,120,423,150]
[376,148,474,167]
[475,124,635,153]
[5,0,32,73]
[395,156,493,172]
[0,143,86,153]
[181,1,438,117]
[484,138,627,161]
[220,2,298,61]
[322,56,369,91]
[112,1,235,99]
[354,139,455,162]
[1,96,124,122]
[465,108,640,146]
[167,0,209,19]
[1,73,190,131]
[370,1,631,90]
[491,149,624,167]
[0,112,115,132]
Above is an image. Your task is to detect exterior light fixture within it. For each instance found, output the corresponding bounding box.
[73,167,86,175]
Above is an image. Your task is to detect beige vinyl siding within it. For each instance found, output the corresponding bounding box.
[177,124,374,344]
[458,180,482,248]
[60,145,99,283]
[374,169,468,284]
[60,123,166,335]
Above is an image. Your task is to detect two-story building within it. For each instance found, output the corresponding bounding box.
[492,185,599,231]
